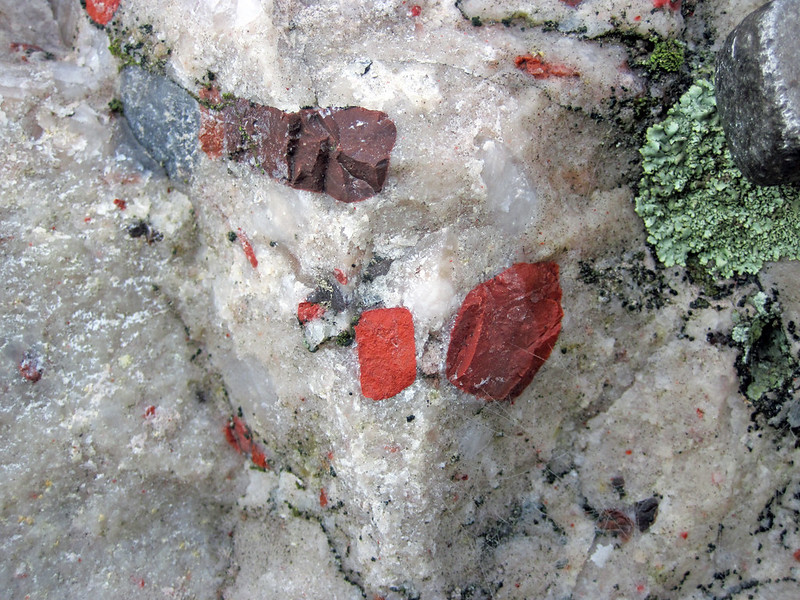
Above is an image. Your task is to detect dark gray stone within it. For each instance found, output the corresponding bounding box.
[716,0,800,186]
[119,66,200,182]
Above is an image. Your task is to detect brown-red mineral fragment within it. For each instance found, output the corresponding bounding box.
[201,99,397,203]
[445,262,563,401]
[355,307,416,400]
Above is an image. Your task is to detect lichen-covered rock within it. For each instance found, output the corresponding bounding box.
[635,79,800,277]
[716,0,800,185]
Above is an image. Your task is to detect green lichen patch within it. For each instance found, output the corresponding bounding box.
[648,38,684,72]
[635,79,800,278]
[107,22,171,73]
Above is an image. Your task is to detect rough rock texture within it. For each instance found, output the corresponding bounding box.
[6,1,800,599]
[716,0,800,185]
[446,262,563,401]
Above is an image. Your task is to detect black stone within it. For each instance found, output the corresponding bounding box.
[716,0,800,185]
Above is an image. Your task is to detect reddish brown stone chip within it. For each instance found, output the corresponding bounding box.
[445,262,563,401]
[201,100,396,203]
[355,307,416,400]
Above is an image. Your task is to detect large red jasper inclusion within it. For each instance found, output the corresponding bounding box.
[446,262,563,401]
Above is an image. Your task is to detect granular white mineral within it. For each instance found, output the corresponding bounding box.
[3,1,800,599]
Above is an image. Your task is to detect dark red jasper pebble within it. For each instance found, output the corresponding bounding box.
[446,262,563,401]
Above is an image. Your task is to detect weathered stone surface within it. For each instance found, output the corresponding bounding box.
[120,66,200,182]
[716,0,800,185]
[354,307,416,400]
[446,262,563,401]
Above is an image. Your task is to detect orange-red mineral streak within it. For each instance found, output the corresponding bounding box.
[85,0,120,26]
[237,228,258,269]
[514,54,579,79]
[355,307,416,400]
[445,262,563,401]
[224,416,269,469]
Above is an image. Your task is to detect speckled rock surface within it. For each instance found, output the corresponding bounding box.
[4,1,800,599]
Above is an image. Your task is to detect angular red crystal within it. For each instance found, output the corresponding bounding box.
[355,307,416,400]
[445,262,563,401]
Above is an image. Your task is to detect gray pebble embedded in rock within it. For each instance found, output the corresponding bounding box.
[715,0,800,186]
[120,66,200,182]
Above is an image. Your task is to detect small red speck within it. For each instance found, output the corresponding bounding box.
[410,5,421,17]
[18,352,43,383]
[327,451,334,461]
[224,415,269,469]
[634,15,641,21]
[237,228,258,269]
[652,0,681,10]
[679,531,688,539]
[85,0,120,25]
[625,449,633,455]
[514,582,520,588]
[559,0,582,6]
[333,268,348,285]
[696,408,705,419]
[144,406,156,418]
[637,584,646,592]
[113,198,127,210]
[793,549,800,562]
[297,301,326,324]
[384,444,400,453]
[251,448,268,469]
[319,488,328,508]
[84,217,91,223]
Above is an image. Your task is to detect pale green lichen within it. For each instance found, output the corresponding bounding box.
[635,79,800,278]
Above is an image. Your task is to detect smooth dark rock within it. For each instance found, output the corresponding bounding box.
[120,66,200,182]
[716,0,800,185]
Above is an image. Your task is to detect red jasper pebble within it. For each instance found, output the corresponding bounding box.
[514,54,579,79]
[446,262,563,401]
[559,0,583,6]
[355,307,416,400]
[113,198,127,210]
[297,301,326,324]
[410,5,422,17]
[86,0,120,26]
[319,488,328,508]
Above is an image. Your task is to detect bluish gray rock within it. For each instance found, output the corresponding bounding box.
[119,66,200,182]
[715,0,800,186]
